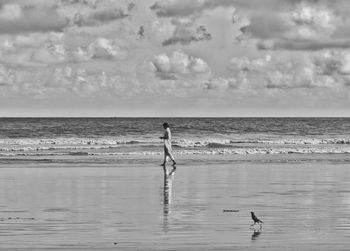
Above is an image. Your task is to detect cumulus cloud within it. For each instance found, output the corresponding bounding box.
[252,1,350,51]
[265,62,315,89]
[0,64,15,86]
[69,37,128,62]
[0,33,128,67]
[265,60,346,90]
[226,53,348,91]
[0,32,65,66]
[87,38,128,60]
[150,0,290,18]
[313,50,350,76]
[162,24,212,46]
[204,77,241,90]
[0,33,66,66]
[258,39,350,51]
[59,0,131,27]
[150,0,236,17]
[229,55,272,72]
[152,50,211,80]
[0,3,68,34]
[137,26,145,39]
[0,4,22,21]
[1,0,350,116]
[0,64,135,98]
[284,2,337,40]
[73,7,128,27]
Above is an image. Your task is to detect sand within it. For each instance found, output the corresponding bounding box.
[0,156,350,250]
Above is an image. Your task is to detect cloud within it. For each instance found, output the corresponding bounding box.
[87,38,128,60]
[0,64,15,86]
[137,26,145,39]
[255,1,339,41]
[0,4,22,21]
[1,0,350,116]
[59,0,131,27]
[313,50,350,76]
[150,0,236,17]
[0,3,68,34]
[0,33,129,67]
[265,64,315,89]
[0,32,65,66]
[203,77,241,90]
[152,50,211,80]
[229,55,272,72]
[257,39,350,51]
[284,1,337,40]
[150,0,293,18]
[226,53,347,91]
[0,64,136,98]
[241,15,289,42]
[162,23,212,46]
[237,0,350,51]
[69,37,128,62]
[73,7,129,27]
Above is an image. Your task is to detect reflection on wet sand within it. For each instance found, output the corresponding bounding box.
[163,166,176,232]
[251,229,262,241]
[2,163,350,250]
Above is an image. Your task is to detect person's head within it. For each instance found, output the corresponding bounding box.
[163,122,169,129]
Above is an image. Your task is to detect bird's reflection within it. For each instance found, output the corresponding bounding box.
[251,229,262,241]
[162,166,176,232]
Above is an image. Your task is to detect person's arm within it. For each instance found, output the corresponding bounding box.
[159,130,167,139]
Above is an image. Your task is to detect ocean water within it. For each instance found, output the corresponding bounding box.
[0,117,350,159]
[1,119,350,250]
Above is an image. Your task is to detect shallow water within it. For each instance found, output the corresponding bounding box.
[2,117,350,157]
[0,161,350,250]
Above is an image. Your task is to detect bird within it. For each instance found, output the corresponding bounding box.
[137,26,145,39]
[250,212,263,226]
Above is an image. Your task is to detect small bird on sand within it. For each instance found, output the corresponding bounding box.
[250,212,263,226]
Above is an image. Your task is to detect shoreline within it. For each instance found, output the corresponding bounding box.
[0,153,350,167]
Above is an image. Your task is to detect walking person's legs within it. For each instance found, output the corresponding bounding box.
[162,146,169,166]
[168,152,176,165]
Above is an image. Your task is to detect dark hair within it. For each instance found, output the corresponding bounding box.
[163,122,169,128]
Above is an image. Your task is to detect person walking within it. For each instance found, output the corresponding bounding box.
[160,122,176,166]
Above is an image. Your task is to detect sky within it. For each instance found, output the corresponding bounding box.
[1,0,350,117]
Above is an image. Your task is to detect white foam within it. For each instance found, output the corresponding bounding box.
[1,146,350,157]
[1,136,350,157]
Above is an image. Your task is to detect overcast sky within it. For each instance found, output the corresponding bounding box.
[1,0,350,117]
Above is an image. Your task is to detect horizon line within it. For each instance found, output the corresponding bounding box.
[0,116,349,118]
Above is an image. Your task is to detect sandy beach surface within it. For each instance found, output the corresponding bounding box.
[0,155,350,250]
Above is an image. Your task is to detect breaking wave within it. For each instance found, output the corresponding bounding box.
[0,136,350,157]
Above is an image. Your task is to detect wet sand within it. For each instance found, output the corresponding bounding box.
[0,158,350,250]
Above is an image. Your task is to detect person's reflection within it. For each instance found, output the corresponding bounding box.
[163,166,175,232]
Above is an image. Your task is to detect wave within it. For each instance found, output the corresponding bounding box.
[229,138,350,145]
[173,138,350,148]
[0,138,152,146]
[1,137,350,147]
[1,147,350,157]
[1,137,350,156]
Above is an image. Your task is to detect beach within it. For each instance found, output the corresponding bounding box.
[0,155,350,250]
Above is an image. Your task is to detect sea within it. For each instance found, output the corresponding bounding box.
[0,117,350,161]
[1,117,350,250]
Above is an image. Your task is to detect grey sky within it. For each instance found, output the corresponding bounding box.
[0,0,350,116]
